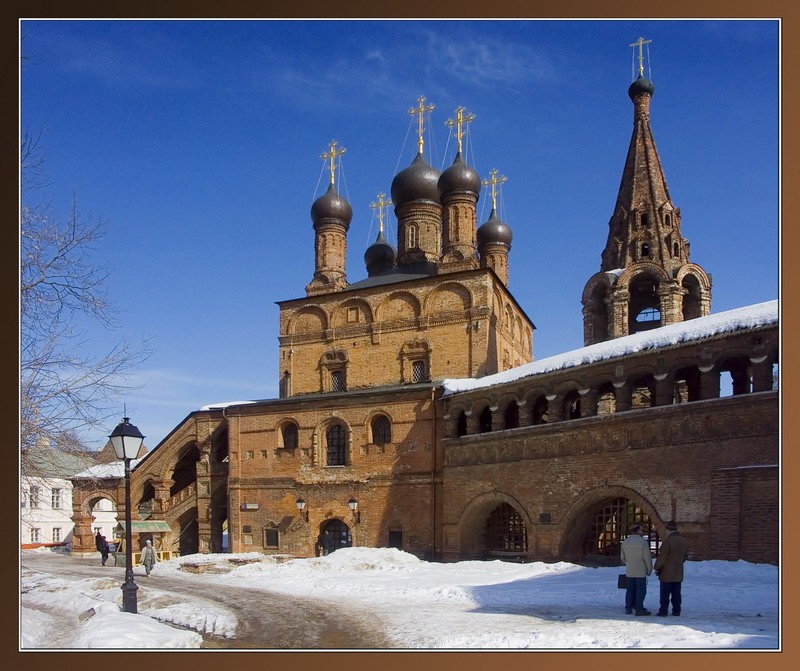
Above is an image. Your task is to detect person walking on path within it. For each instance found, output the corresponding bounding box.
[140,539,158,576]
[99,536,110,566]
[654,520,688,616]
[620,523,653,616]
[95,531,103,553]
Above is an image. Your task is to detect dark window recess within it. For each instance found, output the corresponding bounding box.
[457,412,468,437]
[504,402,520,429]
[326,424,346,465]
[371,415,392,445]
[264,529,279,548]
[282,423,298,449]
[479,406,492,433]
[412,360,426,383]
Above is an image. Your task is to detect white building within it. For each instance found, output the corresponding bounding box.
[21,437,119,548]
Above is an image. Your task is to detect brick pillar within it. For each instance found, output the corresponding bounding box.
[546,395,563,422]
[518,401,534,427]
[699,366,720,400]
[466,411,479,435]
[659,283,684,326]
[609,292,630,339]
[579,390,597,417]
[151,478,174,515]
[491,405,505,431]
[70,512,96,557]
[614,382,632,412]
[751,359,774,392]
[653,374,673,406]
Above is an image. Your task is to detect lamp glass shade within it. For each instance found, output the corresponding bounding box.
[348,498,358,512]
[109,417,145,460]
[295,498,306,511]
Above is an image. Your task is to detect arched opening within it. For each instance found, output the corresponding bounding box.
[280,422,298,449]
[673,366,701,403]
[531,395,549,425]
[566,497,659,566]
[682,274,704,321]
[456,411,468,437]
[177,508,199,557]
[138,481,156,517]
[478,406,492,433]
[596,382,617,415]
[485,502,528,560]
[371,415,392,445]
[171,445,201,497]
[563,390,581,420]
[629,276,661,335]
[504,401,520,429]
[631,375,656,408]
[319,519,352,555]
[719,356,752,397]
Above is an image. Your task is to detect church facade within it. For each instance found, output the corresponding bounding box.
[70,66,779,566]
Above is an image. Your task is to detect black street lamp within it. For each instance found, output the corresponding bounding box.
[109,416,145,614]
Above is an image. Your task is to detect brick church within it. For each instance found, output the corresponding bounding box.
[70,54,779,566]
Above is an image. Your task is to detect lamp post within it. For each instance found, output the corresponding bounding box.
[295,497,308,522]
[348,497,360,524]
[109,416,145,614]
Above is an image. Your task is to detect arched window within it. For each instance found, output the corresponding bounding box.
[371,415,392,445]
[411,360,427,383]
[326,425,346,466]
[641,242,651,257]
[281,423,298,449]
[456,411,468,437]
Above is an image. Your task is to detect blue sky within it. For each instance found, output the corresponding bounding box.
[20,19,780,450]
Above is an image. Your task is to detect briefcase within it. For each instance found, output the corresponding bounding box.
[617,574,627,589]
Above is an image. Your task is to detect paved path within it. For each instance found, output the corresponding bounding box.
[21,553,392,649]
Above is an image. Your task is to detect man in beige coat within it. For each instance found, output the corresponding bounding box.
[620,523,653,615]
[654,520,688,616]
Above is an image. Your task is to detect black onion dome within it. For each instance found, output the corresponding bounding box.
[391,152,442,206]
[438,151,481,196]
[628,73,655,99]
[364,229,397,276]
[477,208,513,247]
[311,183,353,228]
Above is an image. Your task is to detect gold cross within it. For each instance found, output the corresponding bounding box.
[409,96,436,154]
[629,36,652,77]
[370,192,392,233]
[482,168,507,210]
[445,107,476,153]
[321,140,346,185]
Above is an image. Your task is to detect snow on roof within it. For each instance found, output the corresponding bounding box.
[199,400,256,411]
[443,300,778,396]
[72,460,142,479]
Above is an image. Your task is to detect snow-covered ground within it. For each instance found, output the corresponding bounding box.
[20,546,779,650]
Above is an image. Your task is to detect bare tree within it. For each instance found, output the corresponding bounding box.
[20,133,150,476]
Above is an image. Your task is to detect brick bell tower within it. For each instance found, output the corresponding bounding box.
[582,37,712,345]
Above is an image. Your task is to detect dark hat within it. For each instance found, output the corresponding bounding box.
[665,520,678,531]
[630,523,643,532]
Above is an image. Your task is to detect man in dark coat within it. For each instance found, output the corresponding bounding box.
[654,520,688,616]
[95,530,103,552]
